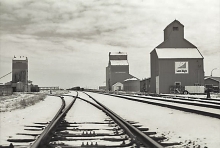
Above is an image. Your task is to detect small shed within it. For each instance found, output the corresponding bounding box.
[99,86,106,91]
[140,77,151,92]
[112,82,123,91]
[0,85,13,96]
[204,77,220,92]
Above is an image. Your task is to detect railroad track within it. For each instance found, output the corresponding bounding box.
[121,94,220,108]
[160,95,220,106]
[99,92,220,119]
[4,91,180,148]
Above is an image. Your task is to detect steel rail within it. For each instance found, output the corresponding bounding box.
[93,91,220,103]
[147,93,220,102]
[30,93,78,148]
[106,93,220,119]
[98,92,220,109]
[122,94,220,109]
[83,92,164,148]
[77,97,137,144]
[171,96,220,105]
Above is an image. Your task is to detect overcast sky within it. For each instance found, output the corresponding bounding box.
[0,0,219,89]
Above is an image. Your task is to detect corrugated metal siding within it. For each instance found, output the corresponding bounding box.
[158,59,204,93]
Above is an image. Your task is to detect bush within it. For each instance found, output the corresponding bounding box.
[19,99,27,107]
[0,93,47,112]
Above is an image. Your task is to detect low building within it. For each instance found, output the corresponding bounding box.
[112,82,123,91]
[0,85,13,96]
[39,87,59,91]
[123,78,140,92]
[204,76,220,92]
[140,78,151,93]
[99,86,106,91]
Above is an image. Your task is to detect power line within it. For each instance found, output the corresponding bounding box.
[0,72,12,80]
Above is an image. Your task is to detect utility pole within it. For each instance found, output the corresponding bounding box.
[211,68,217,77]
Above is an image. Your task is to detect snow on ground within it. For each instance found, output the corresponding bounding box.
[0,90,70,112]
[0,95,62,146]
[67,91,109,123]
[78,91,97,104]
[86,92,220,148]
[66,96,107,123]
[0,93,42,112]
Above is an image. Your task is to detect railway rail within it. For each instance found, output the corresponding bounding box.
[99,92,220,119]
[4,92,181,148]
[161,95,220,105]
[120,94,220,109]
[30,94,77,148]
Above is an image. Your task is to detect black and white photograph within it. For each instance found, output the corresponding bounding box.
[0,0,220,147]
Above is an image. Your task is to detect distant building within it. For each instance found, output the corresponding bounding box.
[1,56,39,94]
[204,76,220,92]
[0,84,13,96]
[39,87,59,91]
[31,85,40,92]
[99,86,106,91]
[106,52,133,91]
[12,56,28,92]
[140,77,151,93]
[112,82,123,91]
[150,20,204,94]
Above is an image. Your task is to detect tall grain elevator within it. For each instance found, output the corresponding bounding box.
[12,56,28,92]
[150,20,204,94]
[106,52,133,91]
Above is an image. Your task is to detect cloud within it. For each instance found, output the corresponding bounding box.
[1,0,158,48]
[0,0,219,87]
